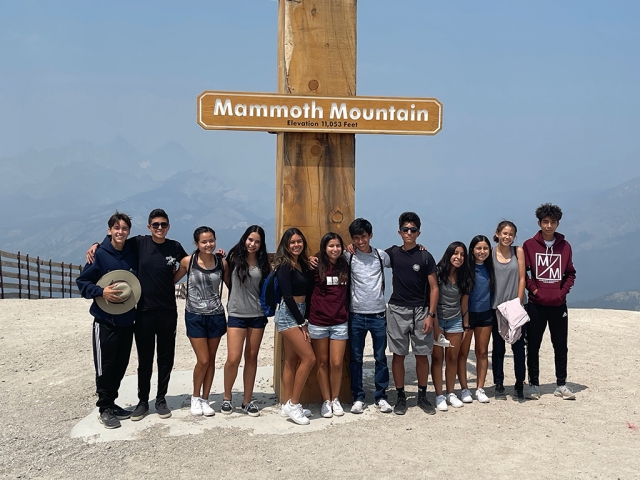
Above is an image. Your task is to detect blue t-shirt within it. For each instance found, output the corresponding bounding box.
[469,263,491,312]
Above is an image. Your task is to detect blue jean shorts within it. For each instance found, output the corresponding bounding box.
[274,302,305,332]
[228,315,268,329]
[185,311,227,339]
[308,321,349,340]
[438,316,463,334]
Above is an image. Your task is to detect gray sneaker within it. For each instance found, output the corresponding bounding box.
[525,384,540,400]
[554,385,576,400]
[130,401,149,421]
[98,408,121,429]
[417,395,436,415]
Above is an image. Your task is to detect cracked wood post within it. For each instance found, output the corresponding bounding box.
[273,0,356,404]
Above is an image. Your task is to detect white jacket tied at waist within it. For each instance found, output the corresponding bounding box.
[496,298,530,344]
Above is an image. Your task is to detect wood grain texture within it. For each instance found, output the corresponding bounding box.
[274,0,356,404]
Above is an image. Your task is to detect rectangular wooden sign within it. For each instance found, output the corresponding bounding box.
[197,91,442,135]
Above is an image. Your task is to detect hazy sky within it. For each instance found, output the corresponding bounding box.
[1,1,639,207]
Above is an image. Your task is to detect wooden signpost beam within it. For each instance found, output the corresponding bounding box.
[273,0,356,403]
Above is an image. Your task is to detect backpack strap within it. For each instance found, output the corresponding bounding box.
[421,249,431,309]
[216,253,224,298]
[373,249,385,293]
[185,251,197,298]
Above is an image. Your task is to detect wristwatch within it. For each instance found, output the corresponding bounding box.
[298,320,309,328]
[427,311,436,318]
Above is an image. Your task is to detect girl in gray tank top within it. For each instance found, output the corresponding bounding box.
[221,225,272,417]
[174,226,229,417]
[432,241,472,411]
[491,220,527,397]
[185,251,224,315]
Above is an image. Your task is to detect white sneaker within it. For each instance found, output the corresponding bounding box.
[554,385,576,400]
[351,400,365,414]
[200,398,215,416]
[436,394,448,411]
[283,400,310,425]
[190,396,203,416]
[376,399,393,413]
[476,388,490,403]
[447,392,464,408]
[332,398,345,416]
[321,400,333,418]
[434,333,451,348]
[280,405,312,418]
[460,388,473,403]
[525,384,540,400]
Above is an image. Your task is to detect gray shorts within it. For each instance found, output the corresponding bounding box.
[386,304,434,356]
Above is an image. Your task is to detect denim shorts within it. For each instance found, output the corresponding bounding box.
[438,316,463,334]
[185,311,227,339]
[308,321,349,340]
[227,315,268,329]
[274,302,305,332]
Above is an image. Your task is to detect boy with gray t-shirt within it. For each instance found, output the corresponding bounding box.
[345,218,393,414]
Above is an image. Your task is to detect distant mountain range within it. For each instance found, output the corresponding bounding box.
[1,139,638,309]
[0,139,275,264]
[571,291,640,311]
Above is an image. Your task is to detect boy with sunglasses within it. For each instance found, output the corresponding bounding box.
[87,208,188,421]
[385,212,439,415]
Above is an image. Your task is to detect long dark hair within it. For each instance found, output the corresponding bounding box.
[272,227,309,269]
[468,235,495,295]
[436,241,472,295]
[316,232,349,285]
[227,225,270,284]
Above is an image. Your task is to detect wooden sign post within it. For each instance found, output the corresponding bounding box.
[273,0,356,404]
[197,0,442,404]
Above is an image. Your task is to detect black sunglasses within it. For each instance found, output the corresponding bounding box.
[150,222,169,229]
[400,227,419,234]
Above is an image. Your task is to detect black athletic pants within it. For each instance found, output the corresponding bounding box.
[134,308,177,403]
[92,320,134,412]
[526,303,569,387]
[491,315,526,388]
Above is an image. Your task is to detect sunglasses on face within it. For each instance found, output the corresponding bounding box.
[150,222,169,229]
[400,227,419,234]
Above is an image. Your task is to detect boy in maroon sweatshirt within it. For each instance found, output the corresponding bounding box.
[523,203,577,400]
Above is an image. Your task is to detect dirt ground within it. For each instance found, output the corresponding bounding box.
[0,299,638,479]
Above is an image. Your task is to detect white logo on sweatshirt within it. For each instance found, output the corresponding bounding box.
[166,256,177,266]
[535,253,561,283]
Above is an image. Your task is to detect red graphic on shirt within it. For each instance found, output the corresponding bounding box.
[535,253,561,283]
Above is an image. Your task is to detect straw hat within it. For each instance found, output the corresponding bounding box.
[95,270,141,315]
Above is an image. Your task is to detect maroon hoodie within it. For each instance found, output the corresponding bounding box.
[523,231,576,306]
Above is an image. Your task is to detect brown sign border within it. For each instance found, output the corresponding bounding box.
[197,91,442,135]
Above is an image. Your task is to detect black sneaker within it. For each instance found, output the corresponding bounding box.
[515,387,525,402]
[99,408,121,429]
[393,396,407,415]
[112,404,132,420]
[131,401,149,422]
[242,402,260,417]
[220,400,233,415]
[155,398,172,419]
[495,384,506,399]
[417,395,436,415]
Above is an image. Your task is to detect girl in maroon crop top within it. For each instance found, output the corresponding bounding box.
[308,232,350,418]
